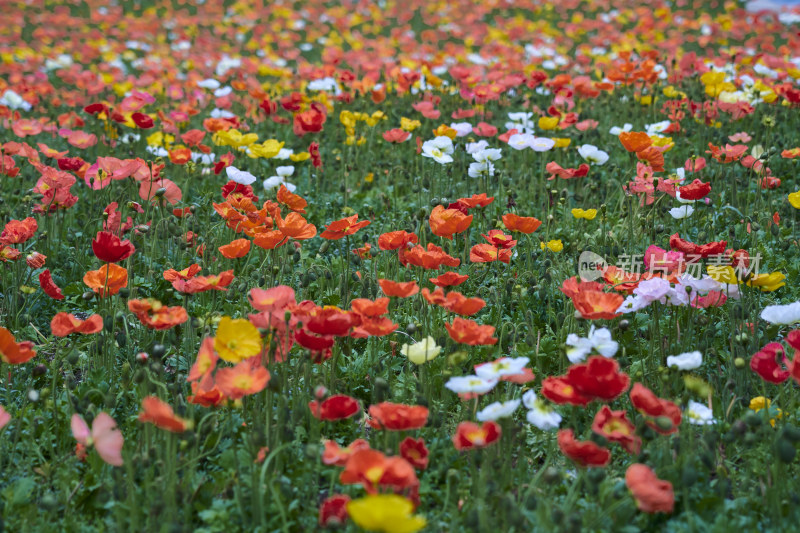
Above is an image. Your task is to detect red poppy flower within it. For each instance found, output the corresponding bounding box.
[322,439,371,466]
[378,230,418,251]
[452,421,501,450]
[541,376,592,406]
[625,464,674,513]
[51,313,103,337]
[39,269,64,300]
[368,402,428,431]
[629,383,681,434]
[591,406,641,454]
[400,437,429,470]
[557,429,610,467]
[131,112,154,129]
[293,106,326,136]
[678,179,711,200]
[163,264,202,282]
[319,495,350,527]
[566,356,630,401]
[750,342,790,384]
[309,395,360,421]
[92,231,135,263]
[306,307,359,336]
[321,215,370,240]
[295,327,335,353]
[546,161,590,180]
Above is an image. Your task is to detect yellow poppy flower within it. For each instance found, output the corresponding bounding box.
[571,208,597,220]
[214,317,262,363]
[788,191,800,209]
[347,495,426,533]
[538,116,560,130]
[746,271,786,292]
[540,240,564,252]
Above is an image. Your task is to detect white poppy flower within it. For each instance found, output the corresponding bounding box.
[477,399,521,422]
[444,375,498,395]
[669,205,695,219]
[685,401,715,425]
[667,351,703,370]
[577,144,609,165]
[226,166,257,186]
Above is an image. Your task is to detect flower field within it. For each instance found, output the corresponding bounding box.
[4,0,800,530]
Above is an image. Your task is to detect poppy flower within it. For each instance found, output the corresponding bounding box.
[39,269,64,300]
[71,412,124,466]
[428,205,472,240]
[131,112,154,129]
[566,356,630,401]
[502,213,541,234]
[276,184,307,213]
[340,449,418,494]
[668,233,727,258]
[481,230,517,249]
[51,313,103,337]
[629,383,681,434]
[26,251,46,269]
[429,271,468,287]
[470,243,512,264]
[83,263,128,297]
[750,342,790,384]
[322,439,371,466]
[295,327,335,353]
[706,143,747,163]
[0,327,36,364]
[400,437,429,470]
[378,279,419,298]
[445,317,497,345]
[678,179,711,200]
[214,317,262,363]
[452,421,501,450]
[188,375,225,408]
[541,376,593,406]
[619,131,652,153]
[215,361,270,399]
[378,231,418,251]
[249,285,296,313]
[253,230,288,250]
[128,299,189,330]
[173,270,235,294]
[546,161,590,180]
[451,193,494,212]
[557,429,610,467]
[276,212,317,240]
[319,494,351,528]
[187,338,219,382]
[91,231,135,263]
[293,106,326,137]
[625,464,674,513]
[306,307,359,336]
[163,264,201,282]
[309,395,360,421]
[321,215,371,240]
[402,243,460,269]
[591,406,641,454]
[571,288,624,320]
[383,129,411,143]
[138,396,190,433]
[218,238,251,259]
[1,217,38,245]
[368,402,429,431]
[347,494,426,533]
[0,405,10,430]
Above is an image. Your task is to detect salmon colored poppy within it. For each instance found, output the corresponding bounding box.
[128,299,189,330]
[249,285,296,313]
[91,230,135,263]
[557,429,611,467]
[618,131,652,153]
[188,375,225,407]
[541,376,593,406]
[452,421,501,450]
[501,213,541,234]
[625,464,674,513]
[368,402,429,431]
[445,317,497,345]
[26,251,46,269]
[350,298,390,318]
[218,238,251,259]
[309,394,360,421]
[83,263,128,297]
[163,264,201,282]
[0,327,37,364]
[429,205,473,240]
[50,313,103,337]
[71,412,124,467]
[450,193,494,212]
[39,269,64,300]
[403,243,460,269]
[481,229,517,249]
[629,383,681,434]
[138,396,190,433]
[215,361,270,399]
[339,449,418,494]
[172,270,234,294]
[187,337,219,382]
[321,214,371,240]
[322,438,371,466]
[429,271,468,287]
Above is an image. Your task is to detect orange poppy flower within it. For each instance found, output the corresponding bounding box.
[276,184,307,213]
[453,193,494,210]
[163,264,201,282]
[421,287,447,306]
[557,429,610,467]
[339,449,418,494]
[402,243,460,269]
[188,374,225,407]
[368,402,429,431]
[378,279,419,298]
[445,317,497,345]
[352,316,398,337]
[625,464,674,513]
[218,238,251,259]
[452,421,501,450]
[253,230,287,250]
[187,337,219,382]
[128,299,189,330]
[83,263,128,297]
[173,270,234,294]
[215,361,270,400]
[0,327,36,364]
[618,131,652,153]
[428,205,472,240]
[322,439,371,466]
[441,291,485,316]
[1,217,38,244]
[321,214,371,240]
[350,298,390,318]
[501,213,541,234]
[50,313,103,337]
[470,243,512,264]
[571,288,624,320]
[635,145,665,172]
[276,212,317,240]
[429,271,468,287]
[138,396,190,433]
[377,230,418,251]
